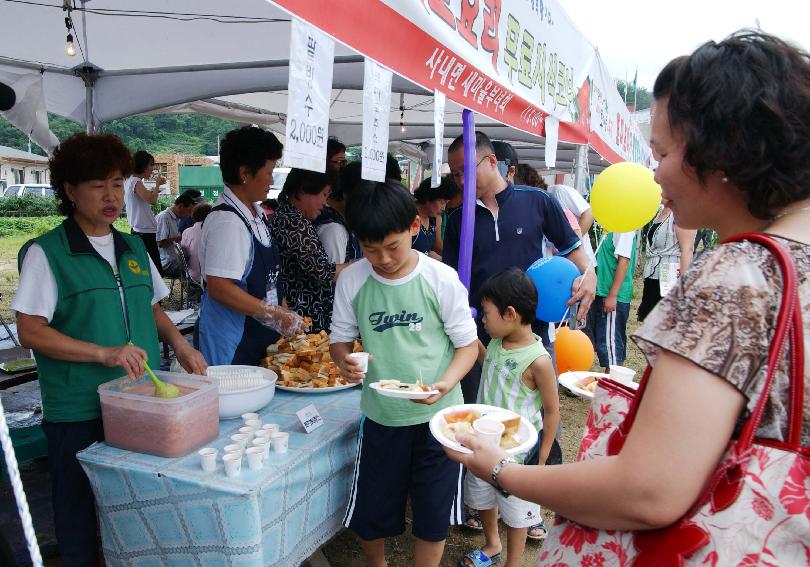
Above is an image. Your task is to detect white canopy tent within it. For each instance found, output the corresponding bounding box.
[0,0,650,177]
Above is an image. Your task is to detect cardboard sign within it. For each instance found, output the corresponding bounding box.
[659,262,680,296]
[284,19,335,172]
[296,404,324,433]
[361,58,392,182]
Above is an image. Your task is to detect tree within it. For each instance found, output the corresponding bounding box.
[616,80,652,111]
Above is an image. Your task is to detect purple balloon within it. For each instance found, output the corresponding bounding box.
[457,109,476,292]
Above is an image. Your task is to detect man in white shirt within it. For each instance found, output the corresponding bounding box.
[156,193,195,277]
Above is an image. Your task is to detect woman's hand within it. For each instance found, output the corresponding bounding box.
[174,342,208,375]
[253,301,310,336]
[98,344,148,381]
[444,432,510,482]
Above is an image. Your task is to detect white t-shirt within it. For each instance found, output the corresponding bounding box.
[548,184,596,265]
[612,231,636,259]
[12,235,169,323]
[199,187,271,281]
[156,208,183,271]
[316,222,349,264]
[124,176,157,233]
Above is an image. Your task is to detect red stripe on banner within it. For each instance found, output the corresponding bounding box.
[272,0,619,157]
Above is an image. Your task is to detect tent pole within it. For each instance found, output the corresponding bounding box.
[85,84,94,133]
[458,109,476,292]
[573,144,588,195]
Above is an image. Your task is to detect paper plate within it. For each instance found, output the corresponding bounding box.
[369,381,438,400]
[429,404,538,455]
[275,382,360,394]
[558,371,639,399]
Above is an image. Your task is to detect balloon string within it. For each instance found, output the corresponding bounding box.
[556,234,608,327]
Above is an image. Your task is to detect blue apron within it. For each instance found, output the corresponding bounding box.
[198,203,283,365]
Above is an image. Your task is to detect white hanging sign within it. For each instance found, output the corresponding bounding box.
[544,115,560,168]
[284,19,335,172]
[361,58,392,182]
[431,90,446,188]
[659,262,680,296]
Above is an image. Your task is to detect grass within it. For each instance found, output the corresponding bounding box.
[0,229,648,566]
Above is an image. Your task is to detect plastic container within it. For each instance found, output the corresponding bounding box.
[98,372,219,457]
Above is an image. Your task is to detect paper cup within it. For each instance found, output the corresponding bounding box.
[261,423,280,434]
[239,426,256,441]
[230,433,249,448]
[270,431,289,454]
[241,413,260,423]
[223,443,243,456]
[610,365,637,386]
[223,453,242,477]
[254,429,272,441]
[347,352,369,373]
[198,448,218,472]
[245,446,264,470]
[473,418,505,446]
[245,419,262,429]
[252,437,271,459]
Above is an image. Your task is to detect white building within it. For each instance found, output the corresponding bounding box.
[0,145,50,188]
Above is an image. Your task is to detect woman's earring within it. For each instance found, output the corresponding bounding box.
[721,176,729,183]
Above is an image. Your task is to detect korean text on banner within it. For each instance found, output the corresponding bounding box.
[284,19,335,172]
[431,90,446,188]
[361,59,392,182]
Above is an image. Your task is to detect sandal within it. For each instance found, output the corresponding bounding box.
[526,519,548,540]
[462,508,484,531]
[460,549,501,567]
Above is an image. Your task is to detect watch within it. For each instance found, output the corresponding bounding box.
[491,456,517,497]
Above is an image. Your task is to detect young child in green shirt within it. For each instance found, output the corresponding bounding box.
[330,180,478,567]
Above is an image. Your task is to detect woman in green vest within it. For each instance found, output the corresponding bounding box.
[12,133,207,567]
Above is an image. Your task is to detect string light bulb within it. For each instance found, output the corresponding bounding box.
[65,33,76,56]
[399,92,406,133]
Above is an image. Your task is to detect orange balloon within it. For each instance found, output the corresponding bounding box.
[555,327,595,374]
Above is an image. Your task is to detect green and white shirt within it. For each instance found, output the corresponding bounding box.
[330,253,478,427]
[479,334,550,434]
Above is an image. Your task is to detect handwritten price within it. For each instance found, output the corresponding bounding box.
[288,118,325,147]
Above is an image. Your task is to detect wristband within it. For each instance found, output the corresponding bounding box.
[491,456,517,497]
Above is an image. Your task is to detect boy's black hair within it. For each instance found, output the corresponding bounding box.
[346,180,417,243]
[478,267,537,325]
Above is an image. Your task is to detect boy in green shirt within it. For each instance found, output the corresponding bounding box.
[330,180,478,567]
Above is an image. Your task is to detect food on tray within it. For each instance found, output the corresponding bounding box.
[441,409,522,449]
[575,375,600,393]
[377,379,432,393]
[261,331,362,388]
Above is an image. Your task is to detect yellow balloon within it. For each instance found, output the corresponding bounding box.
[590,162,662,232]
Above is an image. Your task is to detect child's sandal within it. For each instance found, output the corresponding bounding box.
[460,549,501,567]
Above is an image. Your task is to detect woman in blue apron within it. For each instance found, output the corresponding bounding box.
[197,126,307,365]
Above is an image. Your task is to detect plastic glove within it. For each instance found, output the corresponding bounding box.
[253,300,310,336]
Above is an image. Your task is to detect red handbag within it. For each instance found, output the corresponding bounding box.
[540,234,808,566]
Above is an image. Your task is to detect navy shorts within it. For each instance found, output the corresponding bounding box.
[343,417,464,542]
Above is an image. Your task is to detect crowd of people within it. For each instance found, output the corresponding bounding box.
[11,29,808,567]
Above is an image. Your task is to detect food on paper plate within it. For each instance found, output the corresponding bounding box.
[575,375,600,394]
[441,409,522,449]
[377,379,432,393]
[261,331,362,388]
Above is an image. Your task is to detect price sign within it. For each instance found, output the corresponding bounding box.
[285,19,335,172]
[296,404,325,433]
[659,262,680,296]
[362,58,392,182]
[432,90,446,188]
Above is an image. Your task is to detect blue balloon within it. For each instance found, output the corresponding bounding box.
[526,256,580,322]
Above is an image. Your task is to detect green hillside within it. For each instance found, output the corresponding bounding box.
[0,113,240,156]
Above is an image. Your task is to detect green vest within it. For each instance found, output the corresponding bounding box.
[596,232,638,303]
[19,218,160,422]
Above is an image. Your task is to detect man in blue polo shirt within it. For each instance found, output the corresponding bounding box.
[443,132,596,379]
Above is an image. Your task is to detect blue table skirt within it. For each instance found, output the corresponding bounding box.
[78,388,362,566]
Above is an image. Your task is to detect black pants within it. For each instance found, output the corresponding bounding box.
[131,230,164,278]
[637,277,662,322]
[41,418,105,567]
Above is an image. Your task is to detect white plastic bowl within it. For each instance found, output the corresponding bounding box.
[207,365,277,419]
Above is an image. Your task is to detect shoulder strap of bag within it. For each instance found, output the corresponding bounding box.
[617,233,803,457]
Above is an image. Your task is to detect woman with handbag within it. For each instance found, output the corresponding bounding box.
[446,31,809,566]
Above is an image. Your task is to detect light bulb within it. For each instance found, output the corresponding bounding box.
[65,34,76,56]
[400,123,406,133]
